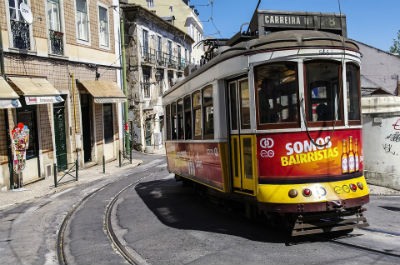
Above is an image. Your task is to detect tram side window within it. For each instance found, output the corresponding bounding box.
[171,102,177,139]
[240,80,251,129]
[165,105,171,140]
[346,63,361,122]
[184,95,192,139]
[255,62,299,126]
[306,61,341,122]
[177,99,184,139]
[193,91,202,139]
[203,85,214,139]
[229,82,238,130]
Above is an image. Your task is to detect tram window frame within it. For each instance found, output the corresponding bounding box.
[171,102,177,140]
[192,91,202,140]
[239,80,251,130]
[184,95,192,139]
[255,62,300,129]
[202,85,214,139]
[304,60,344,126]
[165,104,171,140]
[346,63,361,124]
[229,81,238,131]
[177,99,184,139]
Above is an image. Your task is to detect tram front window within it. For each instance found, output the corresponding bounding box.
[255,62,299,126]
[347,63,361,122]
[305,61,341,122]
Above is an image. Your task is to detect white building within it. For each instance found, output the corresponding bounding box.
[121,4,194,152]
[127,0,204,65]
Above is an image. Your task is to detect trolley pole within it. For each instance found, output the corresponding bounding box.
[120,12,130,157]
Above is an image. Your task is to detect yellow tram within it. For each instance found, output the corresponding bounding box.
[163,10,369,236]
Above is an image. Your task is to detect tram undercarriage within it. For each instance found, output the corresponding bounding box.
[289,207,368,237]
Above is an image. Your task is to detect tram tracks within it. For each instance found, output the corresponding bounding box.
[56,167,159,265]
[57,184,112,265]
[104,173,152,265]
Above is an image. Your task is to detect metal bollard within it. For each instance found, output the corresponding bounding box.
[130,149,132,164]
[119,150,122,167]
[54,163,58,187]
[103,155,105,174]
[75,159,79,181]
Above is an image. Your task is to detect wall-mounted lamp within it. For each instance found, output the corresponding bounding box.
[95,66,100,80]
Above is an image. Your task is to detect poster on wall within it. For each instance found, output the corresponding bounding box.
[10,122,30,188]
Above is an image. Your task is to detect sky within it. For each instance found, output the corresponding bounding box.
[193,0,400,52]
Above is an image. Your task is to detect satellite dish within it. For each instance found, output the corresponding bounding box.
[20,3,33,24]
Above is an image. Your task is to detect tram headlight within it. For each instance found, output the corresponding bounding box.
[302,188,312,197]
[288,189,298,198]
[350,183,357,192]
[357,182,364,190]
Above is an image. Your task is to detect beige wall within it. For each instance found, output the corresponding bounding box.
[0,0,122,190]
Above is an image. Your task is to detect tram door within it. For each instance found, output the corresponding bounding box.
[228,79,256,194]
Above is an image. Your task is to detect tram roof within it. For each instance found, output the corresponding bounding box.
[165,30,359,97]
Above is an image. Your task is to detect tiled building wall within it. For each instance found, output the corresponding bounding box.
[31,0,47,39]
[63,0,115,53]
[0,0,115,53]
[95,103,104,146]
[113,104,119,141]
[39,104,53,154]
[95,104,104,159]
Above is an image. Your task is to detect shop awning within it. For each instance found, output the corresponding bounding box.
[79,80,126,103]
[8,77,63,105]
[0,77,21,108]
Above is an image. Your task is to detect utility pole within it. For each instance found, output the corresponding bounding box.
[120,11,131,156]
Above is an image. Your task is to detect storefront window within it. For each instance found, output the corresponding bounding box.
[16,106,38,160]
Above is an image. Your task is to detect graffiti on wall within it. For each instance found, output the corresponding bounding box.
[383,119,400,155]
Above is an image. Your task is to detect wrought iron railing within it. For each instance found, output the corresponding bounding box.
[49,29,64,55]
[10,20,30,50]
[140,46,187,69]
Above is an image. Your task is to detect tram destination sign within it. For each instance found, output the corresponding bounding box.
[255,10,347,36]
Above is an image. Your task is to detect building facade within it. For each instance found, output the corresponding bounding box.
[129,0,204,65]
[358,41,400,190]
[0,0,124,190]
[121,4,193,152]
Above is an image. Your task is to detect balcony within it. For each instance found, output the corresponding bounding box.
[10,20,30,50]
[141,47,156,64]
[49,30,64,55]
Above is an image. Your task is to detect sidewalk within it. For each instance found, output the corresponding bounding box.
[368,183,400,196]
[0,157,143,211]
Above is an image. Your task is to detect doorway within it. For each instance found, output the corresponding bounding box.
[53,99,67,171]
[80,94,93,163]
[228,78,256,194]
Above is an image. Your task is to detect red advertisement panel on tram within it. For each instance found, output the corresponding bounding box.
[257,129,362,179]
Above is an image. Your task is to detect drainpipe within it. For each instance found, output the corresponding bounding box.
[0,22,5,76]
[120,11,130,155]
